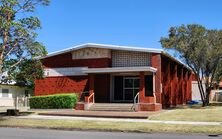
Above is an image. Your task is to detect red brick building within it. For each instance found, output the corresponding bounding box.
[35,43,192,111]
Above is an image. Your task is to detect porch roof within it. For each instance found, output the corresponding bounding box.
[82,66,157,74]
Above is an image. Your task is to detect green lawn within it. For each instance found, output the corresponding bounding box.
[0,118,222,134]
[149,105,222,122]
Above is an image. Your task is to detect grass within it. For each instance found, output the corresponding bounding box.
[149,105,222,122]
[0,118,222,134]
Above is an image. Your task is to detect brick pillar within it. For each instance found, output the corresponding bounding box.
[188,72,192,101]
[151,54,162,103]
[184,70,188,104]
[137,71,162,111]
[163,60,171,108]
[181,67,184,104]
[139,71,145,103]
[172,63,178,106]
[85,74,94,103]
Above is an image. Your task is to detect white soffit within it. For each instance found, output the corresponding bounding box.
[44,67,88,77]
[82,66,157,74]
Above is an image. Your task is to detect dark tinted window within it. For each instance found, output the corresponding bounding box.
[145,75,153,96]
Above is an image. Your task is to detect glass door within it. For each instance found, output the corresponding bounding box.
[123,77,140,102]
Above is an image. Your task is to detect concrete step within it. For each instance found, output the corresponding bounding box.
[89,103,134,112]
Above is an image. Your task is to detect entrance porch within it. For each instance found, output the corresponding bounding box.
[76,67,162,111]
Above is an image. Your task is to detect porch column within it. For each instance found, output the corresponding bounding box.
[139,71,145,103]
[137,71,162,111]
[85,74,94,103]
[153,73,156,103]
[151,53,162,103]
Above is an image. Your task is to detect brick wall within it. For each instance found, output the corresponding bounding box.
[34,76,88,96]
[35,52,111,97]
[151,53,162,103]
[161,55,192,108]
[42,52,111,68]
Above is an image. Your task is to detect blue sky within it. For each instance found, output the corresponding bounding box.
[34,0,222,53]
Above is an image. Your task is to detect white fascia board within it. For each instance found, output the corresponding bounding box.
[85,43,163,53]
[37,43,89,60]
[82,66,157,74]
[38,43,163,60]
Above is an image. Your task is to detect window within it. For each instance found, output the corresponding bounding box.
[2,89,9,97]
[123,77,140,101]
[25,90,29,97]
[145,75,153,96]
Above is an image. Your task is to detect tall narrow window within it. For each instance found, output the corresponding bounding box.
[145,75,153,96]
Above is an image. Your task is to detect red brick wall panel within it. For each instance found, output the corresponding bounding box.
[42,53,111,68]
[75,102,85,110]
[137,103,162,111]
[34,76,88,97]
[35,52,112,97]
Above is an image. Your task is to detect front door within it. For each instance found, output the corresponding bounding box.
[114,76,139,102]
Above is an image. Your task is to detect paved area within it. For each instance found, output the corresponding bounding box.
[38,110,150,119]
[17,115,222,126]
[0,127,221,139]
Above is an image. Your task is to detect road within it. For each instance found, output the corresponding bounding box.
[0,127,220,139]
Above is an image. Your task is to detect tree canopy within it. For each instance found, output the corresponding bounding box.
[160,24,222,106]
[0,0,50,87]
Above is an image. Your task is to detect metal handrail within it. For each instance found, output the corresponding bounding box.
[134,92,140,104]
[153,91,156,104]
[131,92,140,111]
[88,93,95,103]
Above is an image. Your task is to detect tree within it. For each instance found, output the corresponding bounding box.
[160,24,222,106]
[215,62,222,86]
[5,59,45,89]
[0,0,50,86]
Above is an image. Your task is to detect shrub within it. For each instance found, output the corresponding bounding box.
[30,93,78,109]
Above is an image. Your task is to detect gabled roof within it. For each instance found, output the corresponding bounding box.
[38,43,191,70]
[39,43,163,59]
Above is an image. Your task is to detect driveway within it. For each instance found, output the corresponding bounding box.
[0,127,220,139]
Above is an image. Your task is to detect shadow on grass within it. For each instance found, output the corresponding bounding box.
[209,103,222,106]
[164,102,222,111]
[163,105,202,110]
[164,103,222,110]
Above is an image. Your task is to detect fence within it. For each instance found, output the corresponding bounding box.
[0,97,30,112]
[211,90,222,102]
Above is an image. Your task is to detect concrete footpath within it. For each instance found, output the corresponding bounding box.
[17,115,222,126]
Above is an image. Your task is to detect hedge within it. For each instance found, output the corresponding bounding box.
[30,93,78,109]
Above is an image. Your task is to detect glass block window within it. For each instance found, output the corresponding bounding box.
[112,50,151,67]
[2,89,9,97]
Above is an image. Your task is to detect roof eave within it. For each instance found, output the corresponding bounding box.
[161,51,192,71]
[37,43,163,60]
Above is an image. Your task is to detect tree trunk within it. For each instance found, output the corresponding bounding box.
[202,87,211,106]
